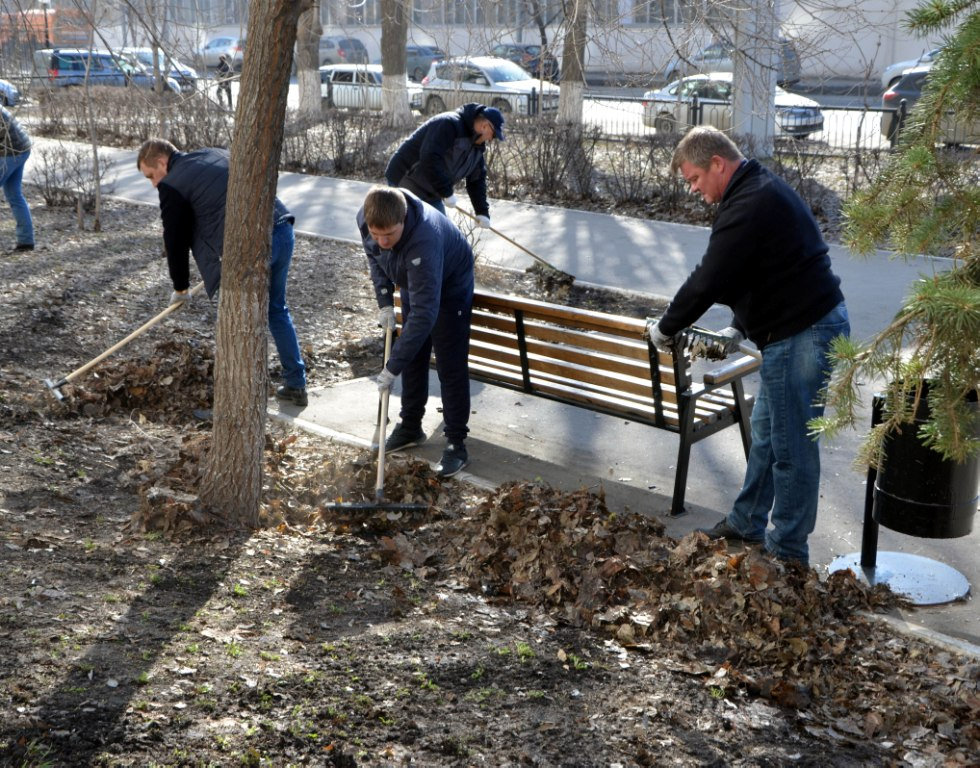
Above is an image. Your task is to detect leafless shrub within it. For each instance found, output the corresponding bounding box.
[33,87,233,150]
[489,117,600,200]
[291,110,396,178]
[31,142,115,213]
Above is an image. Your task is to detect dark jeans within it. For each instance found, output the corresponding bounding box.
[397,291,472,445]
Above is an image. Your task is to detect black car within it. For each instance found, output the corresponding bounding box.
[881,66,980,145]
[319,36,369,67]
[490,42,559,81]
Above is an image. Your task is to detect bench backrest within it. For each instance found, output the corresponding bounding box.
[398,289,696,431]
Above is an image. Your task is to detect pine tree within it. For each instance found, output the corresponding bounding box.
[812,0,980,463]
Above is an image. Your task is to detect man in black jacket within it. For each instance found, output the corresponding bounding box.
[357,186,475,478]
[136,138,307,407]
[648,127,849,567]
[385,102,503,224]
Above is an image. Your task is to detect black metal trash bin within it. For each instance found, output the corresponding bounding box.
[872,388,980,539]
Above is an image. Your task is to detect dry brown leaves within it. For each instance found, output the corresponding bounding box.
[436,480,978,758]
[81,338,976,759]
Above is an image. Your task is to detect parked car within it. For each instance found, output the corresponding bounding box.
[198,36,244,70]
[320,64,422,110]
[421,56,559,116]
[880,47,941,89]
[318,36,368,67]
[660,37,801,87]
[880,66,979,146]
[642,72,824,138]
[120,47,198,93]
[405,43,447,82]
[489,42,559,81]
[0,78,20,106]
[32,48,180,91]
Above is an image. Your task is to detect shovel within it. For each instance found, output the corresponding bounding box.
[453,206,575,288]
[323,327,429,513]
[44,281,205,400]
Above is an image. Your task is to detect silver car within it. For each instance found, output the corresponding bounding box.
[198,36,244,70]
[320,64,422,111]
[420,56,559,116]
[642,72,824,139]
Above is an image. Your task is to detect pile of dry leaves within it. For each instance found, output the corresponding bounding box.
[81,342,977,762]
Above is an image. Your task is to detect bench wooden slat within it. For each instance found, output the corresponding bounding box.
[397,289,759,516]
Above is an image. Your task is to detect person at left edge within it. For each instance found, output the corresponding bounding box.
[136,138,308,407]
[384,102,504,226]
[356,185,475,479]
[0,106,34,252]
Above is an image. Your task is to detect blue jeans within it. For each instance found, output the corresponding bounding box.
[0,150,34,247]
[269,221,306,389]
[726,302,850,565]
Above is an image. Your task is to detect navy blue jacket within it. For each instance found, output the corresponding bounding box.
[357,191,474,375]
[384,103,490,216]
[157,148,292,298]
[659,159,844,348]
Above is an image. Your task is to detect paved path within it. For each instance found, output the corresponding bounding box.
[27,139,978,649]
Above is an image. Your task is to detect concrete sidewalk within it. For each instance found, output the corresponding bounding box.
[28,139,978,649]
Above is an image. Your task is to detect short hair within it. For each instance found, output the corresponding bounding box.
[670,127,743,174]
[137,138,177,170]
[363,186,407,229]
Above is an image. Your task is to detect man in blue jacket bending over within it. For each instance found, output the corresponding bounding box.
[384,102,504,226]
[137,138,307,407]
[357,186,475,478]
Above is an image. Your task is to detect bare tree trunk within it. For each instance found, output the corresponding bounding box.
[380,0,413,128]
[296,2,322,119]
[732,1,777,158]
[200,0,311,526]
[557,0,587,124]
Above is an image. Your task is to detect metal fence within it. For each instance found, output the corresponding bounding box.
[578,93,895,154]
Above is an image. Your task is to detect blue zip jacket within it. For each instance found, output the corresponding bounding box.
[384,103,490,216]
[158,148,293,298]
[357,191,474,376]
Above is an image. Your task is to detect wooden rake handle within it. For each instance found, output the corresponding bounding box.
[454,206,566,274]
[59,281,206,386]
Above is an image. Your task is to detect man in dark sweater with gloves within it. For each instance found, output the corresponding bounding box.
[385,102,503,225]
[357,186,475,478]
[648,127,849,567]
[136,138,307,407]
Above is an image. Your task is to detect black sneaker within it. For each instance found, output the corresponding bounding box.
[385,423,425,453]
[276,385,308,407]
[436,443,469,478]
[696,518,764,544]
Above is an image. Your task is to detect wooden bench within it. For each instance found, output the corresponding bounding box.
[398,289,761,516]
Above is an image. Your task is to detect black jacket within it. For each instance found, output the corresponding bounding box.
[384,103,490,216]
[658,159,843,348]
[157,148,292,297]
[357,191,474,375]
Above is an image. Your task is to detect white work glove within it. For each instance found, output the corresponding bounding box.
[713,326,746,357]
[645,319,678,352]
[443,194,457,208]
[169,289,192,306]
[476,215,491,229]
[374,367,396,393]
[378,306,396,331]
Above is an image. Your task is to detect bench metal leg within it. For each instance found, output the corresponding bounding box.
[731,379,753,457]
[671,397,697,517]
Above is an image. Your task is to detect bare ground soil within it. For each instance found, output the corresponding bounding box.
[0,197,977,768]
